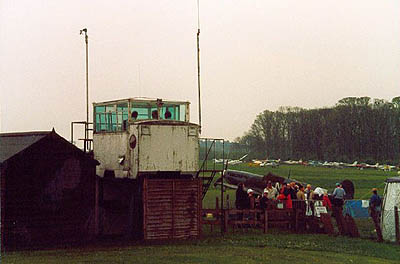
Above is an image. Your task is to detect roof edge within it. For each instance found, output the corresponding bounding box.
[0,131,52,137]
[386,177,400,183]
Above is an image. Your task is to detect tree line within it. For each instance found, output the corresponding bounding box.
[237,97,400,164]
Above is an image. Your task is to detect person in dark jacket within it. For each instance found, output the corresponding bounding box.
[369,188,383,242]
[235,183,248,209]
[259,190,269,210]
[285,182,297,200]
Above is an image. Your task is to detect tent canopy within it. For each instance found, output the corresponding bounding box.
[381,177,400,242]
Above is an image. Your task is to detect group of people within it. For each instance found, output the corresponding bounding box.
[234,179,384,241]
[235,181,327,210]
[235,182,276,210]
[277,182,335,210]
[235,181,350,211]
[235,180,379,211]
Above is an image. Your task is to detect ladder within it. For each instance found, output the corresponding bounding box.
[196,138,225,199]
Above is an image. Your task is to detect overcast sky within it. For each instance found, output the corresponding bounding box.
[1,0,400,142]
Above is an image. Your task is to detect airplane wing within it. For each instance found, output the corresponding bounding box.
[239,154,249,161]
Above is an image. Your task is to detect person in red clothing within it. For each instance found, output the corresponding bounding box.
[286,194,293,209]
[277,184,287,200]
[322,192,332,210]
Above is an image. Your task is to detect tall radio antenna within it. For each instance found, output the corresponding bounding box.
[80,28,89,152]
[196,0,202,133]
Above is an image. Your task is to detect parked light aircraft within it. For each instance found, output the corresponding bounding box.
[282,160,303,165]
[250,159,280,167]
[260,161,279,168]
[213,154,248,165]
[342,161,358,168]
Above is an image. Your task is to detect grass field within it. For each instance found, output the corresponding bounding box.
[2,164,399,263]
[3,231,399,264]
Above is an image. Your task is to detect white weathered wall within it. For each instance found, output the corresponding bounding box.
[94,132,129,178]
[138,124,199,174]
[94,123,199,179]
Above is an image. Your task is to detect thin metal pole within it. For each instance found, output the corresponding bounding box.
[71,122,74,143]
[395,206,400,244]
[80,28,89,152]
[85,32,89,152]
[196,0,202,133]
[221,141,225,235]
[85,32,89,140]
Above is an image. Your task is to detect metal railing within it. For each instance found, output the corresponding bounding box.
[70,121,93,153]
[196,138,225,199]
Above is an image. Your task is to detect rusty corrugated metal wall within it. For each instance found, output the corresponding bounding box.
[143,178,202,240]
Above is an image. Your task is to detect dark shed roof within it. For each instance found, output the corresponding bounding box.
[0,131,51,164]
[386,177,400,183]
[0,129,98,166]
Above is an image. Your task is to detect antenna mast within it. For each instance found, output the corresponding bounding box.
[80,28,89,152]
[196,0,202,133]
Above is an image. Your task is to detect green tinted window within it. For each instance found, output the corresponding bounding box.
[95,103,129,132]
[161,105,176,120]
[95,106,106,131]
[179,105,186,121]
[95,106,106,113]
[131,106,151,120]
[158,104,186,121]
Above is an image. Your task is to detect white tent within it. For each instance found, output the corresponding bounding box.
[381,177,400,242]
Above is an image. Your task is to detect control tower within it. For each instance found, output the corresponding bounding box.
[93,98,199,179]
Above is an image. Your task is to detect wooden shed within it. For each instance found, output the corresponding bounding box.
[0,130,98,249]
[96,176,202,241]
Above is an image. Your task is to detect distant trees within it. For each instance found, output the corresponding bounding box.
[238,97,400,164]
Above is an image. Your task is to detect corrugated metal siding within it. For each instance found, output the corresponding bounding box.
[143,179,202,240]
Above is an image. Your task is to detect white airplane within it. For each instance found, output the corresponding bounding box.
[342,161,358,168]
[227,154,249,165]
[365,163,379,169]
[260,161,279,168]
[322,161,343,168]
[213,154,249,165]
[282,159,302,165]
